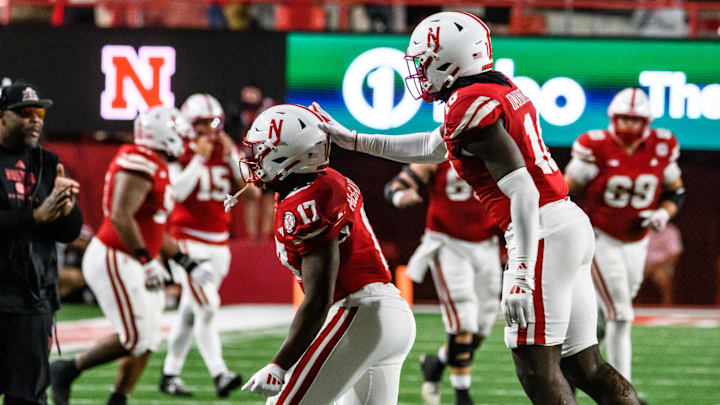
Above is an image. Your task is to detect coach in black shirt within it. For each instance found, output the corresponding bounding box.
[0,81,83,405]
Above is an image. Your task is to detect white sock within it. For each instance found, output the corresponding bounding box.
[449,374,471,390]
[163,296,195,376]
[438,346,448,364]
[605,320,632,381]
[195,306,228,377]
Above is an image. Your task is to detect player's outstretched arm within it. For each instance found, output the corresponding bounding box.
[461,119,540,328]
[243,238,340,397]
[312,102,447,164]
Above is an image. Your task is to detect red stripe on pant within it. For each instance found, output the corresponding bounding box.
[186,273,208,306]
[108,249,139,352]
[517,239,546,346]
[278,307,358,405]
[591,259,617,320]
[433,254,460,332]
[533,240,546,344]
[106,249,132,348]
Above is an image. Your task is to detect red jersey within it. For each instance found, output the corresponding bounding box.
[442,80,567,231]
[572,129,680,242]
[169,143,234,244]
[426,161,498,242]
[97,145,172,258]
[274,168,392,303]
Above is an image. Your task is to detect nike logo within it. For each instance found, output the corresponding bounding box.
[412,40,421,45]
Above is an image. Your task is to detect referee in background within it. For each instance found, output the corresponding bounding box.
[0,79,83,405]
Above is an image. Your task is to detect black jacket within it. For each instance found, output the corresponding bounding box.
[0,146,83,314]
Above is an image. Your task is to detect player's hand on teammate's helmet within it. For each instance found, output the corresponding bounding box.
[502,264,535,329]
[242,362,286,397]
[143,260,170,291]
[310,102,357,151]
[639,208,670,232]
[190,259,218,285]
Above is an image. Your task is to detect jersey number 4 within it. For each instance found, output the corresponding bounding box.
[604,174,658,209]
[524,113,559,175]
[197,166,231,202]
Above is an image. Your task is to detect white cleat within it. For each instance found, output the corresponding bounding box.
[421,381,441,405]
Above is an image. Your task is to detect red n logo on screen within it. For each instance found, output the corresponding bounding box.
[269,119,284,141]
[427,27,440,51]
[101,45,176,120]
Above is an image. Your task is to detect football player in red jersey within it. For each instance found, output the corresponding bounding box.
[385,161,501,405]
[565,88,685,384]
[50,106,216,405]
[317,11,640,405]
[159,94,256,397]
[230,104,415,404]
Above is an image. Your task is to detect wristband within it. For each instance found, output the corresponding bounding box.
[172,251,198,273]
[134,248,151,265]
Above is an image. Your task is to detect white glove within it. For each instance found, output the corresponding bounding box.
[242,362,287,397]
[392,188,423,209]
[143,260,170,291]
[501,263,534,329]
[310,102,358,151]
[640,208,670,232]
[189,259,218,285]
[224,193,239,212]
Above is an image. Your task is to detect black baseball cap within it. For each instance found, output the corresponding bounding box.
[0,81,53,110]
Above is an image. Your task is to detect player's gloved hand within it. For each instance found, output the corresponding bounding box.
[143,260,171,291]
[311,102,358,151]
[171,252,218,285]
[639,208,670,232]
[242,362,286,397]
[502,263,534,329]
[392,188,423,209]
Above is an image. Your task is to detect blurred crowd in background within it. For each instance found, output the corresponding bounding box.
[3,0,720,38]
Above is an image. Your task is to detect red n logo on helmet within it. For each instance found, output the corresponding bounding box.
[269,119,284,141]
[427,27,440,52]
[101,45,176,120]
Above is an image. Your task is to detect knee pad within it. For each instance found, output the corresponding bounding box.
[446,334,478,368]
[128,326,162,356]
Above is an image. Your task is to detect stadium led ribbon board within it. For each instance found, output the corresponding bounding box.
[287,34,720,150]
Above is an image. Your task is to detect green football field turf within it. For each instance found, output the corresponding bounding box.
[47,309,720,405]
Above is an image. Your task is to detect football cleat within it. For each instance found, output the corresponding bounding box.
[421,382,441,405]
[215,371,243,398]
[420,354,445,405]
[49,359,81,405]
[159,374,193,397]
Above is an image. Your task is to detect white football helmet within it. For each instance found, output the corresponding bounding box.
[181,93,225,130]
[239,104,330,185]
[134,106,193,158]
[405,11,493,102]
[607,88,653,143]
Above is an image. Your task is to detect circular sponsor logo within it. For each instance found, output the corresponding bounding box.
[283,211,296,234]
[656,143,668,157]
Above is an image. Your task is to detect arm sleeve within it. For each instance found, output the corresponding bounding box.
[663,139,681,184]
[497,167,540,277]
[565,157,598,186]
[0,207,35,234]
[168,156,205,202]
[355,127,447,164]
[40,203,83,243]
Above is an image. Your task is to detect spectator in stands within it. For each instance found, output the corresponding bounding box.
[644,223,683,305]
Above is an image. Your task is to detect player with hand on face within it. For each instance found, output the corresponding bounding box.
[385,162,501,405]
[565,88,684,385]
[229,104,415,405]
[159,93,256,398]
[316,11,640,404]
[50,106,216,405]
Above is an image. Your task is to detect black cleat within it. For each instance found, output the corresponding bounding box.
[159,373,193,397]
[455,388,474,405]
[214,372,243,398]
[106,392,127,405]
[50,359,81,405]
